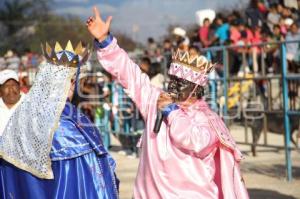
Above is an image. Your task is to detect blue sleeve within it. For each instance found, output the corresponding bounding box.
[214,27,221,38]
[162,103,180,118]
[94,33,114,49]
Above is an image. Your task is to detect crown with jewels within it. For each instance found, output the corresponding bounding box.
[41,41,90,68]
[168,49,215,86]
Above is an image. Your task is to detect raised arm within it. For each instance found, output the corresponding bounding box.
[86,7,160,118]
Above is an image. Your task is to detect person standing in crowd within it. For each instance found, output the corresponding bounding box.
[162,39,173,70]
[0,69,24,136]
[173,27,190,50]
[246,0,264,28]
[87,7,249,199]
[286,23,300,65]
[4,50,20,72]
[267,4,281,30]
[210,15,230,45]
[140,57,165,89]
[199,18,211,47]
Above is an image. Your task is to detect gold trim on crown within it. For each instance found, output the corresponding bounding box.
[172,49,214,73]
[41,41,90,68]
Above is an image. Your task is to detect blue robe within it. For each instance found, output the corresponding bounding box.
[0,102,119,199]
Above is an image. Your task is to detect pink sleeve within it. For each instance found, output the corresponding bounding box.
[167,109,218,154]
[96,38,159,119]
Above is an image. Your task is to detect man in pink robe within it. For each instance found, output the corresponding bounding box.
[87,7,249,199]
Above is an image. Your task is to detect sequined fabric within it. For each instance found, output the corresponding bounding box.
[0,62,76,179]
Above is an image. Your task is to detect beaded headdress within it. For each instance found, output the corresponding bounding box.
[41,41,89,68]
[168,49,215,86]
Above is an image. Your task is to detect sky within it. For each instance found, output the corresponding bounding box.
[53,0,249,42]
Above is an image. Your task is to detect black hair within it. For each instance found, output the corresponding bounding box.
[141,57,151,66]
[164,39,171,43]
[148,37,155,43]
[203,18,210,23]
[188,45,200,53]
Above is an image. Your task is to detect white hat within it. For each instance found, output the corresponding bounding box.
[0,69,19,85]
[4,50,13,58]
[285,18,294,26]
[173,27,186,37]
[195,9,216,26]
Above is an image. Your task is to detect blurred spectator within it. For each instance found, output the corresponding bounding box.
[279,17,288,35]
[21,48,39,69]
[190,28,201,48]
[246,0,264,28]
[282,5,293,18]
[264,25,283,73]
[230,20,242,46]
[139,57,165,89]
[277,3,284,14]
[140,57,152,75]
[286,23,300,62]
[257,0,269,13]
[4,50,20,72]
[0,70,24,136]
[210,15,230,45]
[267,4,281,30]
[150,62,165,89]
[146,37,157,57]
[198,18,211,47]
[0,57,6,70]
[173,27,190,50]
[188,46,201,62]
[162,39,173,70]
[20,74,30,94]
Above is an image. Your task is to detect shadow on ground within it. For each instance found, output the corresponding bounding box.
[248,188,297,199]
[242,163,300,179]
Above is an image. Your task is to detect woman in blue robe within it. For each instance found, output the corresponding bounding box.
[0,41,119,199]
[0,100,119,199]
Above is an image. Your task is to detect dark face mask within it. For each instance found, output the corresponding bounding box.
[167,76,196,102]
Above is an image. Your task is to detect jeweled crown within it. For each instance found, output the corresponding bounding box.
[41,41,89,67]
[172,49,214,74]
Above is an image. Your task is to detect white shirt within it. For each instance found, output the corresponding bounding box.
[150,73,165,89]
[0,94,25,136]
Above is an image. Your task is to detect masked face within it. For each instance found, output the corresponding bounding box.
[167,75,196,102]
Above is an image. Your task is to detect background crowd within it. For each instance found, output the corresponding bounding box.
[1,0,300,156]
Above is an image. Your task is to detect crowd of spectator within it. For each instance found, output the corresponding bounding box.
[1,0,300,156]
[140,0,300,77]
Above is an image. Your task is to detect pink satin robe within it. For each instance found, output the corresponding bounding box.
[96,38,249,199]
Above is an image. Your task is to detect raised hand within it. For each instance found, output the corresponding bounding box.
[86,7,112,42]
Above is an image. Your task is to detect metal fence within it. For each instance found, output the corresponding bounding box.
[201,40,300,182]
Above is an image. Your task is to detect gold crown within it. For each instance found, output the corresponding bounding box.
[41,41,90,68]
[172,49,214,73]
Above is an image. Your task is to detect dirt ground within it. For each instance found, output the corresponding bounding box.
[110,125,300,199]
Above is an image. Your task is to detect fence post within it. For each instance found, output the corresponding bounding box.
[280,43,292,182]
[222,47,228,123]
[207,51,217,112]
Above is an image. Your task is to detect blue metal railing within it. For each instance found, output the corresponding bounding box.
[203,40,300,182]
